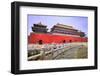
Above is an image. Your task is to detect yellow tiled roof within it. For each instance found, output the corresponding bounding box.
[55,23,74,29]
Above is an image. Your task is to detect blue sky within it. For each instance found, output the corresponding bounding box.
[28,15,88,36]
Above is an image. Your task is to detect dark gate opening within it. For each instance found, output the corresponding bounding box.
[38,40,43,45]
[63,40,66,43]
[69,40,72,42]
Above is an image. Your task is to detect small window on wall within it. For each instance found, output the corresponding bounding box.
[38,40,43,45]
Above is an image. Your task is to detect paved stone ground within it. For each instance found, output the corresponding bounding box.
[53,45,87,59]
[44,43,88,60]
[28,42,88,61]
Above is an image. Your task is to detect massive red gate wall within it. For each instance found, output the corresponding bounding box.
[28,33,87,44]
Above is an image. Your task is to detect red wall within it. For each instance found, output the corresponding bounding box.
[28,33,87,44]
